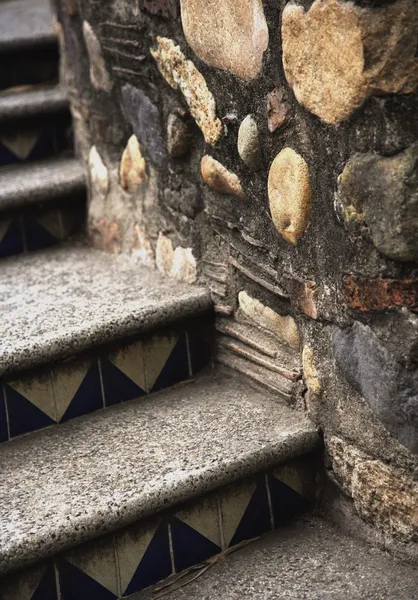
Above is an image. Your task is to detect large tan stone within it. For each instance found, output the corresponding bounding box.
[151,37,222,145]
[180,0,268,81]
[201,155,244,199]
[268,148,311,245]
[282,0,418,124]
[238,291,301,349]
[119,135,147,192]
[328,437,418,543]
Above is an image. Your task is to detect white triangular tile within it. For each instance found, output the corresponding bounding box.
[33,209,62,240]
[272,465,304,496]
[52,360,90,421]
[175,495,221,547]
[143,332,178,391]
[9,373,56,421]
[219,480,256,547]
[1,563,47,600]
[0,128,40,160]
[115,520,159,594]
[110,341,146,391]
[66,537,119,595]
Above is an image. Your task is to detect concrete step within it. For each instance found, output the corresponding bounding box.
[0,85,68,123]
[0,0,56,54]
[0,371,321,598]
[138,516,418,600]
[0,245,213,441]
[0,159,85,258]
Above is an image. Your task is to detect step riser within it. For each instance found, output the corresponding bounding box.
[0,198,85,259]
[0,47,58,91]
[0,319,212,443]
[0,453,321,599]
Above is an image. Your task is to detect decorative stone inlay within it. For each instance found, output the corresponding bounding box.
[88,146,109,197]
[266,88,289,133]
[167,113,191,158]
[337,144,418,262]
[302,346,321,395]
[82,21,112,92]
[268,148,311,245]
[120,135,147,192]
[237,115,262,170]
[172,247,197,283]
[150,37,222,145]
[156,232,174,277]
[282,0,418,124]
[201,155,244,199]
[238,291,300,349]
[131,225,155,268]
[328,436,418,542]
[179,0,268,81]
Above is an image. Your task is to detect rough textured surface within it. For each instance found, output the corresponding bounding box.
[0,372,319,575]
[138,517,418,600]
[180,0,268,81]
[0,0,56,52]
[282,0,418,124]
[151,37,222,145]
[119,135,147,192]
[201,155,244,199]
[328,437,418,543]
[343,275,418,313]
[333,322,418,454]
[268,148,311,245]
[167,113,191,158]
[0,157,85,212]
[0,246,212,376]
[0,86,68,123]
[337,144,418,262]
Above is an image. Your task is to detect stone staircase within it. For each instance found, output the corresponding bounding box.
[0,1,417,600]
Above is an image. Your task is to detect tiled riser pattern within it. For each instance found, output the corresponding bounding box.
[0,202,85,258]
[0,456,320,599]
[0,324,212,443]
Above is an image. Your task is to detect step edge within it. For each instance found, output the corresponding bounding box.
[0,422,320,577]
[0,87,69,122]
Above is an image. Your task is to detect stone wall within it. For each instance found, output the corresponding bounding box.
[54,0,418,559]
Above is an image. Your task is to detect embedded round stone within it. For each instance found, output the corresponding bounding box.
[88,146,109,197]
[268,148,311,245]
[120,135,147,192]
[201,155,244,199]
[180,0,268,81]
[237,115,262,170]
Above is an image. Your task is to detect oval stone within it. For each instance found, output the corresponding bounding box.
[268,148,311,245]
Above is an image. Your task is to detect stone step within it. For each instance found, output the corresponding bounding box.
[0,245,213,441]
[138,516,418,600]
[0,371,321,598]
[0,85,68,123]
[0,0,56,54]
[0,159,86,258]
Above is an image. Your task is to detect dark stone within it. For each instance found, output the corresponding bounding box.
[337,144,418,262]
[139,0,178,18]
[332,321,418,455]
[167,113,191,158]
[164,181,199,219]
[122,84,166,166]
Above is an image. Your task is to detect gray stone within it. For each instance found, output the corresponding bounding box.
[337,144,418,262]
[167,113,191,158]
[237,115,262,170]
[0,372,319,575]
[137,517,418,600]
[0,246,212,376]
[122,84,166,166]
[332,321,418,454]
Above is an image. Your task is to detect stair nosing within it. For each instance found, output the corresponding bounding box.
[0,373,320,576]
[0,86,69,123]
[0,0,57,54]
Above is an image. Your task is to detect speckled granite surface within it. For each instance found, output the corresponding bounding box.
[0,158,85,212]
[139,516,418,600]
[0,246,212,376]
[0,86,68,123]
[0,372,319,575]
[0,0,56,52]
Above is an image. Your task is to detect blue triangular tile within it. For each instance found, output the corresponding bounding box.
[170,516,221,573]
[101,358,146,407]
[23,217,58,252]
[229,480,272,547]
[268,475,309,528]
[61,362,103,422]
[5,384,55,438]
[0,219,23,258]
[0,390,8,443]
[33,564,58,600]
[58,559,117,600]
[0,143,20,166]
[124,521,172,596]
[151,334,189,393]
[187,327,212,375]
